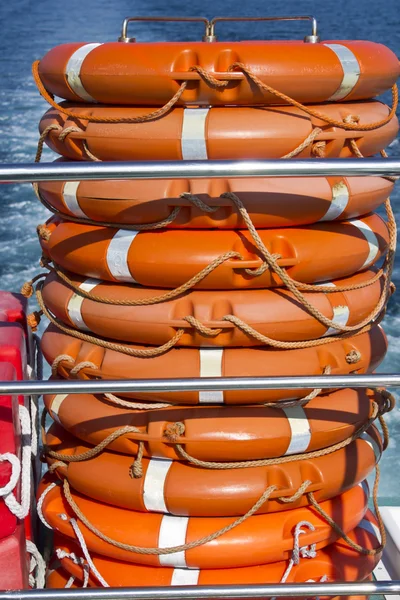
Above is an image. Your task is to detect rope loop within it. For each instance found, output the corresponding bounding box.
[32,60,188,125]
[0,405,32,520]
[228,62,398,132]
[307,466,384,556]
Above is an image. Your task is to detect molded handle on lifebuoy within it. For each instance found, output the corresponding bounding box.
[225,257,299,269]
[170,319,235,330]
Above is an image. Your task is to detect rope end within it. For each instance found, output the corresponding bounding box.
[164,421,185,442]
[36,224,51,242]
[346,349,361,365]
[27,311,43,332]
[129,459,143,479]
[21,280,34,298]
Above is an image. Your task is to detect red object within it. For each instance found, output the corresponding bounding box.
[0,293,27,330]
[0,362,29,589]
[0,324,28,407]
[0,525,29,590]
[0,325,27,381]
[0,362,20,539]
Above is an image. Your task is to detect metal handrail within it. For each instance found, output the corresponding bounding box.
[1,373,400,395]
[0,158,400,182]
[2,581,400,599]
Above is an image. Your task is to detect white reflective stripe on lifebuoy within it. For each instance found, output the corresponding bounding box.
[181,108,209,160]
[323,305,350,337]
[65,43,103,102]
[351,219,379,268]
[106,230,139,283]
[282,406,312,455]
[358,517,382,544]
[319,180,350,222]
[50,394,68,424]
[199,349,224,404]
[158,515,189,567]
[358,480,370,499]
[324,44,360,101]
[62,182,87,218]
[143,458,173,513]
[315,282,350,337]
[67,278,99,331]
[171,568,200,586]
[360,432,381,463]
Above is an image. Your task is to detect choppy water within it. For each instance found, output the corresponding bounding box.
[0,0,399,500]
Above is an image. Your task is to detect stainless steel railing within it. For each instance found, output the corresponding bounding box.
[3,581,400,599]
[0,158,400,182]
[0,373,399,395]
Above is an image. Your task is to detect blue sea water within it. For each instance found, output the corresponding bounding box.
[0,0,399,500]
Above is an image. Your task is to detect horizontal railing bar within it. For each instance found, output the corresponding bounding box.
[2,581,400,599]
[2,374,400,395]
[0,158,400,182]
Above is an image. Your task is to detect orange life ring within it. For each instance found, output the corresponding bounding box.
[38,172,394,229]
[46,423,381,517]
[39,474,368,568]
[39,101,398,162]
[38,41,400,106]
[46,561,372,595]
[40,214,389,289]
[53,510,381,587]
[41,269,384,347]
[44,388,381,461]
[42,324,387,404]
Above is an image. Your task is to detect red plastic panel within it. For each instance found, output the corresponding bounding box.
[0,292,27,330]
[0,363,19,540]
[0,524,29,590]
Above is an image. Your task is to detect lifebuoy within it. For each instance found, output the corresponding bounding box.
[46,423,381,517]
[52,510,381,586]
[39,101,398,162]
[42,324,387,404]
[40,214,389,289]
[39,474,368,568]
[44,388,381,461]
[38,41,400,106]
[41,269,384,347]
[46,560,372,595]
[38,172,394,229]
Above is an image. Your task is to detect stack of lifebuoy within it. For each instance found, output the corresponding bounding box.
[26,22,400,591]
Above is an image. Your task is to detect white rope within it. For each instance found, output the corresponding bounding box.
[65,575,77,589]
[312,574,329,600]
[30,396,39,459]
[27,540,46,588]
[66,516,109,587]
[0,405,32,519]
[56,549,89,588]
[37,482,58,529]
[0,453,20,494]
[271,521,317,600]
